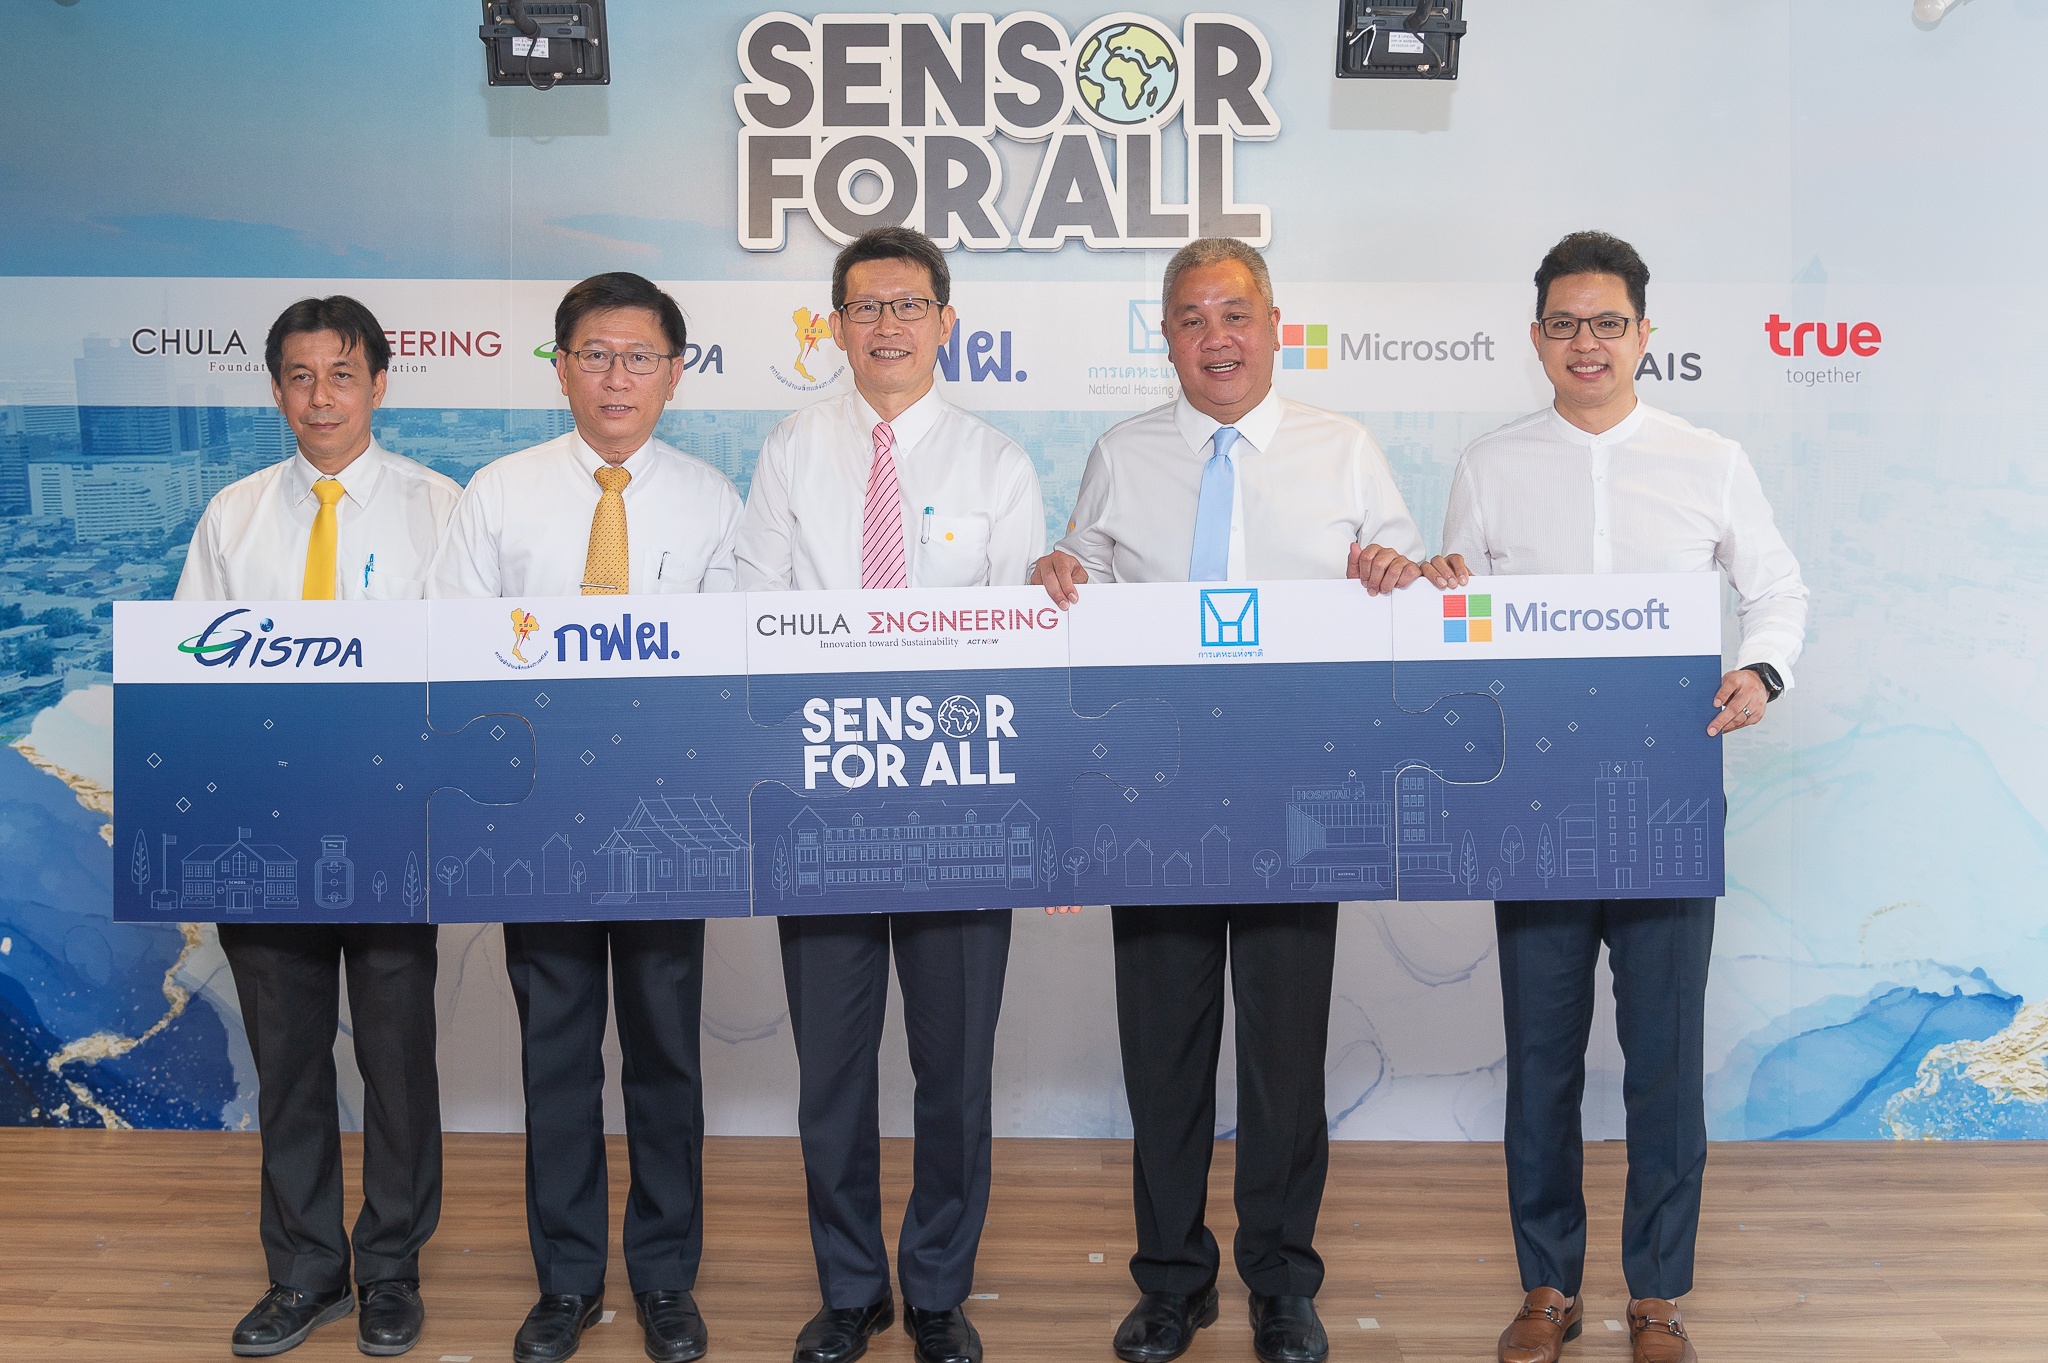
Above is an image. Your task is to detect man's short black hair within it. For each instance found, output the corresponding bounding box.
[554,272,688,357]
[831,226,951,311]
[265,296,390,381]
[1533,231,1650,319]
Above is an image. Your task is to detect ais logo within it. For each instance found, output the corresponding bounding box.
[1281,324,1328,370]
[1442,593,1491,644]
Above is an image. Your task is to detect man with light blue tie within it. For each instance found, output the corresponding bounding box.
[1034,238,1427,1363]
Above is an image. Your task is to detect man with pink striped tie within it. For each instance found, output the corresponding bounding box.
[735,227,1046,1363]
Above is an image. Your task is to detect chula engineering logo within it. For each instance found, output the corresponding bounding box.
[1442,593,1491,643]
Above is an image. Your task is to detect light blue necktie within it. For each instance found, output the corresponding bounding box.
[1188,426,1239,582]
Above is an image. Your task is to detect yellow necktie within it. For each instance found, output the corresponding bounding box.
[582,465,632,595]
[302,479,345,600]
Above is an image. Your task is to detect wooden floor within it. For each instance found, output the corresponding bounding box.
[1,1134,2042,1361]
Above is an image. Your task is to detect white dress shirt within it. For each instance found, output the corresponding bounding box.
[1443,401,1809,681]
[176,441,459,602]
[429,430,741,599]
[1054,389,1426,583]
[736,387,1046,591]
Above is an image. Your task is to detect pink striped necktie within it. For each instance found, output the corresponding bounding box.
[860,420,908,589]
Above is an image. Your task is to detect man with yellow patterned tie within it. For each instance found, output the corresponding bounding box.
[430,273,741,1363]
[178,296,459,1358]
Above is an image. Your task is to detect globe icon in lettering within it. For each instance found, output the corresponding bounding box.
[1072,20,1179,128]
[935,694,982,740]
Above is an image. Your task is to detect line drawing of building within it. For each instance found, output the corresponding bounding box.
[541,833,574,894]
[464,846,496,896]
[1123,838,1154,887]
[1282,769,1454,891]
[503,859,534,895]
[1649,797,1713,888]
[786,800,1043,897]
[595,796,750,904]
[1201,825,1231,885]
[180,827,299,914]
[1163,850,1193,886]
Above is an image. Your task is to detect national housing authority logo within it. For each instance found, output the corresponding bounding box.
[1199,588,1258,648]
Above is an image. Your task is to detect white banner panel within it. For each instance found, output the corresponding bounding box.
[113,599,427,684]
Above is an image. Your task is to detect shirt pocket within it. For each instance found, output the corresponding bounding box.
[913,514,994,588]
[363,572,425,601]
[648,545,711,593]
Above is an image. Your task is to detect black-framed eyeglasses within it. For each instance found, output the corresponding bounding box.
[839,297,939,324]
[562,347,677,375]
[1539,313,1639,341]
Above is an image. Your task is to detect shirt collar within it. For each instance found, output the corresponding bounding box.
[852,385,944,458]
[1545,399,1646,448]
[569,429,657,483]
[285,439,388,509]
[1173,386,1284,458]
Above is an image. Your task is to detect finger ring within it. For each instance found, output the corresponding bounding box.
[1741,706,1751,717]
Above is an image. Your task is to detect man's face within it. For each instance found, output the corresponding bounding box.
[828,258,956,410]
[1531,272,1648,416]
[1163,260,1280,424]
[555,306,681,463]
[271,329,386,469]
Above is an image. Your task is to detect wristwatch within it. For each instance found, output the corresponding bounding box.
[1744,662,1784,702]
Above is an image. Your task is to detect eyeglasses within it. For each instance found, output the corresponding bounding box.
[561,347,677,375]
[839,297,939,324]
[1539,313,1640,341]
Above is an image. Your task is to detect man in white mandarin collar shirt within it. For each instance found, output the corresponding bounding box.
[736,227,1044,1363]
[430,273,739,1363]
[178,296,456,1360]
[1033,238,1428,1363]
[1427,232,1807,1363]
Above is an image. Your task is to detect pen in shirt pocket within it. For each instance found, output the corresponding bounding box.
[363,553,375,589]
[921,506,933,544]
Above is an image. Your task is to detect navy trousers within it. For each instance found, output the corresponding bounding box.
[502,919,706,1297]
[1495,897,1715,1301]
[779,909,1012,1312]
[218,922,442,1295]
[1112,902,1338,1299]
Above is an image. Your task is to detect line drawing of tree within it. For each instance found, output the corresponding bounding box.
[1252,848,1280,888]
[1063,847,1089,888]
[1093,824,1116,875]
[773,837,790,896]
[1536,824,1555,888]
[401,853,425,914]
[371,870,388,903]
[1459,831,1479,897]
[1039,831,1058,890]
[1487,867,1503,898]
[569,860,588,893]
[1500,825,1526,878]
[130,830,150,894]
[436,857,462,896]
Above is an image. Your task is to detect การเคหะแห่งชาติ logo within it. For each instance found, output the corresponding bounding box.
[1443,593,1492,643]
[1199,588,1259,648]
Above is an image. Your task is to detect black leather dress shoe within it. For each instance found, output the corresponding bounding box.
[357,1280,425,1357]
[794,1297,895,1363]
[513,1293,604,1363]
[1113,1287,1220,1363]
[1248,1293,1328,1363]
[231,1283,354,1357]
[635,1289,708,1363]
[904,1305,982,1363]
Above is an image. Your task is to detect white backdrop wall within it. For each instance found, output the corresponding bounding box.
[2,0,2045,1143]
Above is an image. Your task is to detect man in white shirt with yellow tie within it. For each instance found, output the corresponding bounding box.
[179,296,458,1359]
[430,272,741,1363]
[1426,232,1807,1363]
[1033,237,1426,1363]
[735,226,1044,1363]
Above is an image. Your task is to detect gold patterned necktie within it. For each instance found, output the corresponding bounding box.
[301,479,345,600]
[582,464,632,595]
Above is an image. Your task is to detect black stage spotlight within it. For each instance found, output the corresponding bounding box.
[1336,1,1466,80]
[480,0,609,89]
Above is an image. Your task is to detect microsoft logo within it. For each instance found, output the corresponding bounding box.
[1281,324,1328,370]
[1443,593,1492,643]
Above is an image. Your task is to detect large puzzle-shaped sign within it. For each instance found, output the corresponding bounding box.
[113,574,1726,923]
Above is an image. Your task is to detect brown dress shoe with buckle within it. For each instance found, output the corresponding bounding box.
[1626,1299,1698,1363]
[1497,1288,1581,1363]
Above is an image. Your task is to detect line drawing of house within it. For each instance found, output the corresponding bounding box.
[786,800,1044,898]
[1201,825,1231,885]
[541,833,574,894]
[503,859,534,896]
[1163,850,1193,886]
[180,827,299,914]
[1123,839,1154,887]
[465,846,496,897]
[595,796,750,904]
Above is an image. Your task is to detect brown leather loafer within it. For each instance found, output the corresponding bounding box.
[1626,1299,1697,1363]
[1497,1287,1581,1363]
